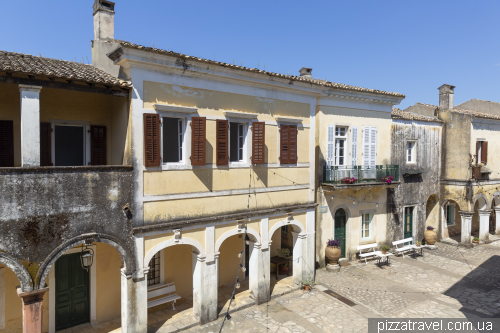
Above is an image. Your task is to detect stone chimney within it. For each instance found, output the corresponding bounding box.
[93,0,115,41]
[438,84,455,110]
[299,67,312,79]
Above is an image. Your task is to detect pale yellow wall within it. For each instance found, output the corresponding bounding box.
[0,82,129,166]
[144,167,309,196]
[218,235,245,286]
[162,245,193,298]
[471,122,500,172]
[144,189,309,223]
[270,230,282,258]
[317,106,392,166]
[144,228,206,256]
[95,243,122,323]
[143,82,310,124]
[425,195,440,231]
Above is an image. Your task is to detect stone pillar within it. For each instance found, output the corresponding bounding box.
[292,232,306,285]
[19,85,42,167]
[248,243,270,304]
[478,209,492,243]
[459,211,473,245]
[494,208,500,235]
[193,255,218,324]
[304,210,316,282]
[17,287,48,333]
[121,272,147,333]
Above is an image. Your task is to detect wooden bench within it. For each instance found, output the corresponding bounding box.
[392,238,414,258]
[147,282,181,310]
[357,243,379,264]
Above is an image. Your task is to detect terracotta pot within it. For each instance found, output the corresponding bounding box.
[382,250,387,255]
[304,285,310,291]
[325,246,341,265]
[424,230,437,245]
[417,244,421,247]
[280,266,289,272]
[473,240,479,244]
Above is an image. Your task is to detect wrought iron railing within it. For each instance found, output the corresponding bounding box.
[323,165,399,184]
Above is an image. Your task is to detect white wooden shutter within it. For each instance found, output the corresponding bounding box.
[327,125,334,167]
[362,126,370,167]
[351,126,358,166]
[370,127,377,167]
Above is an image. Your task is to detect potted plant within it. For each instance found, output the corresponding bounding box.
[382,175,394,184]
[302,278,314,291]
[325,238,342,265]
[473,237,480,244]
[381,245,390,255]
[277,248,291,272]
[416,241,422,247]
[341,177,356,184]
[424,226,437,245]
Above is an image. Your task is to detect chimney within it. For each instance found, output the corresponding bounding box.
[438,84,455,110]
[299,67,312,79]
[93,0,115,40]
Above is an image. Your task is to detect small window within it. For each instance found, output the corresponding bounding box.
[362,213,372,239]
[335,126,347,166]
[147,252,160,286]
[407,141,416,164]
[162,117,183,163]
[230,122,245,162]
[446,205,455,226]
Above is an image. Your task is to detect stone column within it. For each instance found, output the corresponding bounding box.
[494,208,500,235]
[17,287,48,333]
[193,255,218,325]
[459,211,473,245]
[478,209,492,243]
[121,272,147,333]
[248,243,270,304]
[292,232,306,285]
[304,210,316,282]
[19,85,42,167]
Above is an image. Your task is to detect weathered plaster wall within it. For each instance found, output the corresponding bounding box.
[390,119,442,242]
[95,243,122,323]
[455,99,500,116]
[439,111,471,180]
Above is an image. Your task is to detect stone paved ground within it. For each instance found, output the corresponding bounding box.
[63,239,500,333]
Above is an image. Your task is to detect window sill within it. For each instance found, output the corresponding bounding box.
[147,163,310,171]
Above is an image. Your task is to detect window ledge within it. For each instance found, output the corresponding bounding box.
[223,111,258,119]
[274,116,303,123]
[154,104,198,113]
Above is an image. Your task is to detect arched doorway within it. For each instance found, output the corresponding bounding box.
[425,194,440,240]
[0,260,31,331]
[334,209,347,258]
[442,199,461,241]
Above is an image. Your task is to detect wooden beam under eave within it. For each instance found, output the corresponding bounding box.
[0,75,129,97]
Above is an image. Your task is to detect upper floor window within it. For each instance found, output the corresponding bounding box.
[407,141,416,164]
[279,124,298,165]
[476,140,488,164]
[335,126,347,166]
[162,117,184,163]
[230,122,246,162]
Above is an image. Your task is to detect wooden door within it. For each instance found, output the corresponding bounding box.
[334,210,347,258]
[404,207,414,240]
[55,252,90,330]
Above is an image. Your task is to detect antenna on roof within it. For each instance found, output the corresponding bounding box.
[168,45,169,51]
[214,54,216,61]
[153,42,155,47]
[39,53,41,57]
[86,56,90,64]
[233,59,234,65]
[258,61,259,69]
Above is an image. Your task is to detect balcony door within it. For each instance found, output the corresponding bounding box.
[334,209,347,258]
[404,207,414,240]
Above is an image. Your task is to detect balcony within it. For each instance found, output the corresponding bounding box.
[322,165,400,188]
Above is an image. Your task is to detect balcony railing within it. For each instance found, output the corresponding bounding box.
[323,165,399,185]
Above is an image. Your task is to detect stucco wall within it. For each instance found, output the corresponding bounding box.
[440,111,471,180]
[471,120,500,173]
[218,235,245,286]
[163,245,194,298]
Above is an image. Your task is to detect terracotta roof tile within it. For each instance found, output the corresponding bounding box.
[0,51,131,88]
[115,41,405,98]
[449,108,500,121]
[392,108,443,123]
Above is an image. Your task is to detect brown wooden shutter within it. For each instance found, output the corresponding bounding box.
[40,122,52,166]
[144,113,160,167]
[482,141,488,164]
[289,125,298,164]
[0,120,14,167]
[216,120,228,166]
[90,125,107,166]
[476,141,480,163]
[280,125,289,164]
[252,122,265,164]
[191,117,206,166]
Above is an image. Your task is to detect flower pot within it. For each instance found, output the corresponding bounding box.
[424,230,437,245]
[280,266,289,273]
[417,244,421,247]
[325,246,341,265]
[472,166,482,180]
[304,285,310,291]
[382,250,387,255]
[473,240,479,244]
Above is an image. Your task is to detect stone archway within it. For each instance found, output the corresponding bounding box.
[0,252,33,292]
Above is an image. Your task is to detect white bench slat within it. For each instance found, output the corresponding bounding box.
[359,251,378,258]
[392,238,413,246]
[148,285,176,299]
[357,243,379,264]
[357,243,378,251]
[147,295,181,308]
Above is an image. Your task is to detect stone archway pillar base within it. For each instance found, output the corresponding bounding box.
[494,208,500,235]
[478,210,492,243]
[121,273,147,333]
[17,287,48,333]
[459,211,473,246]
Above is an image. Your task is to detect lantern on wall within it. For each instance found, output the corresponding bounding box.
[80,245,94,271]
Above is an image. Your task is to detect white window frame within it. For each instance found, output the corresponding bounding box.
[327,125,335,167]
[477,139,485,163]
[334,126,348,166]
[361,212,373,240]
[161,116,186,165]
[229,121,248,164]
[407,140,417,164]
[50,119,91,166]
[351,126,358,166]
[446,203,456,226]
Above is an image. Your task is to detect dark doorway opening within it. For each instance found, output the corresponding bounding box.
[55,125,85,166]
[334,209,347,258]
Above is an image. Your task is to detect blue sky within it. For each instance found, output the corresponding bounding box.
[2,0,499,109]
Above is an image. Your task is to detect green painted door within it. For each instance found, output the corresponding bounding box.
[55,252,90,331]
[404,207,414,240]
[334,209,347,258]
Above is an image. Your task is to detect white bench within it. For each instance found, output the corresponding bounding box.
[147,282,181,310]
[357,243,379,264]
[392,238,414,258]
